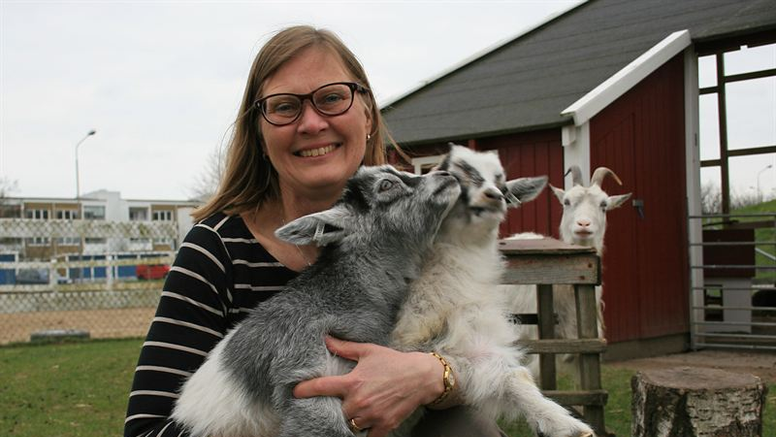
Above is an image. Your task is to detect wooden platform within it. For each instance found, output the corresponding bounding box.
[500,237,607,435]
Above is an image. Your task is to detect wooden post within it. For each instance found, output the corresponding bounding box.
[576,284,604,435]
[500,237,605,433]
[632,367,767,437]
[537,284,556,390]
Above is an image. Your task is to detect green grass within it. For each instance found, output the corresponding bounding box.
[1,339,773,437]
[0,338,141,437]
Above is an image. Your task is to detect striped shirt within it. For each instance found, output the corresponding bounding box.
[124,213,298,437]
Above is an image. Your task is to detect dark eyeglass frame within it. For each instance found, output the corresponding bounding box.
[254,82,370,126]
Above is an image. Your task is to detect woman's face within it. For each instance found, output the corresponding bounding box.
[259,46,372,200]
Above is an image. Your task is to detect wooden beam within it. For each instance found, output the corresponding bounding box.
[542,390,609,407]
[517,338,607,354]
[537,284,557,390]
[716,53,731,214]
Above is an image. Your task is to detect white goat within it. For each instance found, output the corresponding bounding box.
[504,165,631,380]
[390,146,594,437]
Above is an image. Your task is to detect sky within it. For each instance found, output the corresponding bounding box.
[1,0,774,202]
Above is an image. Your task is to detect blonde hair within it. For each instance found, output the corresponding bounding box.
[193,26,394,222]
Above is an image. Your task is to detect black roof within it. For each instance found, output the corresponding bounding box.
[381,0,776,146]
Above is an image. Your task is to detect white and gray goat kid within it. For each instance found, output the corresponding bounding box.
[171,166,461,437]
[505,165,631,379]
[390,145,594,437]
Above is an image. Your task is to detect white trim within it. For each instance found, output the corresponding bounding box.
[379,0,588,108]
[683,46,705,349]
[411,154,445,175]
[562,30,692,126]
[561,123,591,188]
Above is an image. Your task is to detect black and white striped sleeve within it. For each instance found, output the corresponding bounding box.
[124,221,233,437]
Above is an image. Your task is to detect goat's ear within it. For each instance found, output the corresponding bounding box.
[275,205,352,247]
[550,184,566,204]
[606,193,632,211]
[505,176,548,207]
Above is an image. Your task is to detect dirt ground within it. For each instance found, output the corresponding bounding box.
[0,307,155,345]
[608,349,776,384]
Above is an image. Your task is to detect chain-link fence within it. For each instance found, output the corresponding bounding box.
[0,218,180,344]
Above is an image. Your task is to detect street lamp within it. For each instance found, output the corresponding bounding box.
[75,130,96,199]
[756,164,773,203]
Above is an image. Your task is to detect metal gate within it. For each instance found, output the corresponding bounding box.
[689,212,776,350]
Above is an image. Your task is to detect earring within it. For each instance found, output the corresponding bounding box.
[366,134,372,141]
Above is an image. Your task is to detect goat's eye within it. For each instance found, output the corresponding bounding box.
[379,180,395,192]
[600,200,607,210]
[563,199,571,206]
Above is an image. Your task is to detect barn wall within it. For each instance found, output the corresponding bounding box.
[590,54,689,343]
[477,129,564,238]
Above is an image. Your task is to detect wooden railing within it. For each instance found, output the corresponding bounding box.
[500,237,606,435]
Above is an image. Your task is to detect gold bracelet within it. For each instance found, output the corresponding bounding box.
[428,352,456,406]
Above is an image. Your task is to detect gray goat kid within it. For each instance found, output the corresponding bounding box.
[172,165,461,437]
[390,145,594,437]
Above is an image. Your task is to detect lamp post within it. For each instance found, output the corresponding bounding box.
[75,130,96,199]
[756,164,773,203]
[73,129,95,284]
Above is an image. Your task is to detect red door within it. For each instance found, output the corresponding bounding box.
[590,54,689,343]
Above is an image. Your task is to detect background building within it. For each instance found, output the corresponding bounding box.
[0,191,199,284]
[382,0,776,356]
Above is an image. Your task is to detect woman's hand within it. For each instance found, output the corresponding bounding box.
[293,336,445,437]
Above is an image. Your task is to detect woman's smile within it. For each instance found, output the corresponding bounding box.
[294,143,340,158]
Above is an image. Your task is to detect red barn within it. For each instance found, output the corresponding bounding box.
[381,0,776,359]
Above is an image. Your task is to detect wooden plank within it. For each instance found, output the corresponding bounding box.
[501,253,600,285]
[517,338,607,354]
[537,284,556,390]
[576,284,605,434]
[499,237,596,255]
[542,390,609,407]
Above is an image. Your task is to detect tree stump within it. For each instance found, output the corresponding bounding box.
[631,367,767,437]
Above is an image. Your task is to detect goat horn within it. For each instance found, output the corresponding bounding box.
[564,165,583,186]
[590,167,623,187]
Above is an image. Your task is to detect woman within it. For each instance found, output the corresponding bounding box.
[124,26,505,437]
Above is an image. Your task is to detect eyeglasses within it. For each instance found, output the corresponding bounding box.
[255,82,370,126]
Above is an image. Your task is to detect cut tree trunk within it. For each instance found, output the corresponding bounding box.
[631,366,767,437]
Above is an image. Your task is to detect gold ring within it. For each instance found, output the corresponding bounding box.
[348,418,364,433]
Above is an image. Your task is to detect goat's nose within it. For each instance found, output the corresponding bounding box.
[484,188,503,201]
[577,219,591,227]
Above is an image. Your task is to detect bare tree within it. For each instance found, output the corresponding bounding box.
[701,183,722,215]
[0,177,20,218]
[701,182,767,215]
[188,147,225,203]
[730,189,762,210]
[0,177,18,199]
